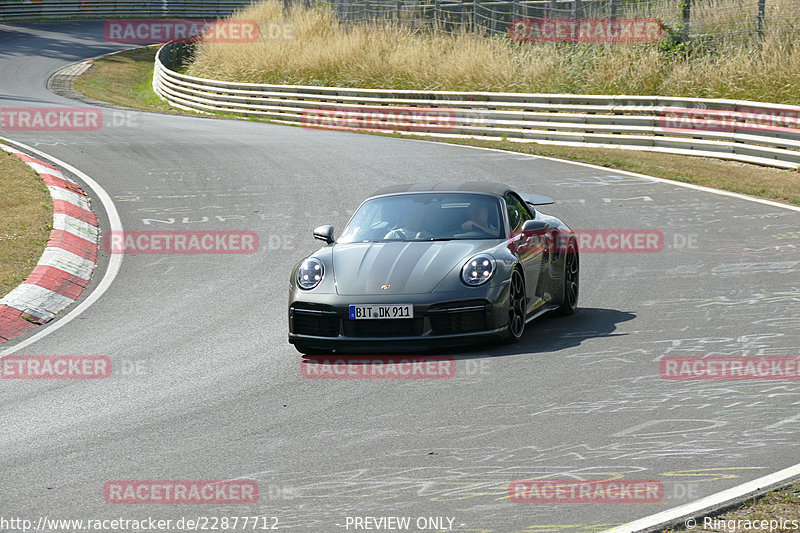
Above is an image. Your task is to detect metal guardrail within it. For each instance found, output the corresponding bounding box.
[0,1,255,21]
[153,42,800,169]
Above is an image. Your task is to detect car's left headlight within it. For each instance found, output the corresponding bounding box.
[297,257,325,290]
[461,254,496,286]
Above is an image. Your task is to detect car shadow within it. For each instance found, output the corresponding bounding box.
[435,307,637,359]
[313,307,636,360]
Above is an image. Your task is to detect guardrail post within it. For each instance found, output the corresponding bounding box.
[757,0,766,42]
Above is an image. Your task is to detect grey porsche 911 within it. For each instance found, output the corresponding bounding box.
[288,182,578,354]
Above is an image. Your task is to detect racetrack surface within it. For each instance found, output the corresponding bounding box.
[1,21,799,532]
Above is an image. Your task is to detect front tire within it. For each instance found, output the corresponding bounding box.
[502,268,527,343]
[556,238,579,316]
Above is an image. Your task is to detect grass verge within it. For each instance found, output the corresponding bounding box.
[73,46,182,113]
[662,483,800,532]
[0,146,53,298]
[74,46,800,206]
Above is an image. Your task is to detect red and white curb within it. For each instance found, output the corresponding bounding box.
[0,144,100,344]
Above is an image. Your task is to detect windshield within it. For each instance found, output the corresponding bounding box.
[338,193,505,243]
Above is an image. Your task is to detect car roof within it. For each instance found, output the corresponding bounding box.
[370,181,512,198]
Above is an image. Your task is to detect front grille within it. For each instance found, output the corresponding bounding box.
[291,307,339,337]
[343,318,421,337]
[429,303,489,335]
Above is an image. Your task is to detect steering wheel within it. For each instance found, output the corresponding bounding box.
[384,228,434,240]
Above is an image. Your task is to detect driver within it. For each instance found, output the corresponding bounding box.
[461,204,498,236]
[383,203,433,240]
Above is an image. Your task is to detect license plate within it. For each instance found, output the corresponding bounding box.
[349,304,414,320]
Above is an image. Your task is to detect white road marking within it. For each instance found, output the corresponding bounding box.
[0,137,123,356]
[410,138,800,213]
[603,462,800,533]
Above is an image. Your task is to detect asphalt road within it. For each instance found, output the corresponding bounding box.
[1,20,799,533]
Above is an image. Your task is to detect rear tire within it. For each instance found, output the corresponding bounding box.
[502,268,527,343]
[556,238,579,316]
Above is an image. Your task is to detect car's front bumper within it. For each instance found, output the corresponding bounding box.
[288,284,511,352]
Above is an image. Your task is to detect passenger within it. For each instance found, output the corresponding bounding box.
[461,204,499,236]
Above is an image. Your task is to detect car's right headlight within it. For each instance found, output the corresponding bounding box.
[296,258,324,290]
[461,254,496,286]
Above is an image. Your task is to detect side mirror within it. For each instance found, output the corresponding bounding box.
[521,220,550,235]
[313,225,335,244]
[511,220,551,254]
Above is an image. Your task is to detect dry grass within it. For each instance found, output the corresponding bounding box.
[0,147,53,298]
[187,0,800,104]
[663,484,800,532]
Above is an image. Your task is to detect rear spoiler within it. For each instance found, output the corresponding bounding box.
[519,193,555,206]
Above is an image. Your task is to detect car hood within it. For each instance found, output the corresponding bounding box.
[332,241,490,295]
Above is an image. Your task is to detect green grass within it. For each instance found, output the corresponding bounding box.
[74,46,182,112]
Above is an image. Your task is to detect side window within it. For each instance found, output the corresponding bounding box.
[505,193,533,232]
